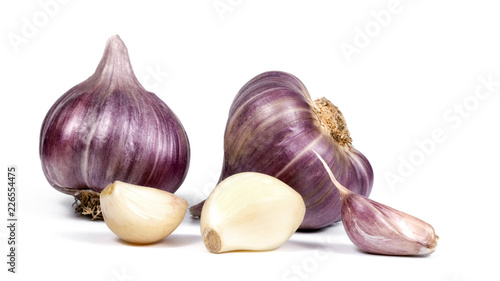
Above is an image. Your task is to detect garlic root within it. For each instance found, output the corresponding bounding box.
[73,190,102,220]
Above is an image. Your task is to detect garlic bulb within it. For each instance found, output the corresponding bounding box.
[314,151,438,256]
[39,35,190,218]
[100,181,188,244]
[191,71,373,229]
[200,172,306,253]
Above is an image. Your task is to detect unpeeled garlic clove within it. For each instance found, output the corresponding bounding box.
[341,194,438,255]
[314,151,438,256]
[200,172,306,253]
[100,181,188,244]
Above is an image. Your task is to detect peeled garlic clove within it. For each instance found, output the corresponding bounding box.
[100,181,188,244]
[314,151,438,256]
[200,172,306,253]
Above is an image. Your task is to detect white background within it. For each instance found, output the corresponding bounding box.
[1,1,499,280]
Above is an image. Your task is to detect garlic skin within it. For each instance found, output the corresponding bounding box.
[314,151,438,256]
[39,35,190,218]
[200,172,305,253]
[100,181,188,244]
[341,194,438,255]
[191,71,373,230]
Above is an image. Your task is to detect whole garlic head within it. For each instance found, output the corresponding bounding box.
[100,181,188,244]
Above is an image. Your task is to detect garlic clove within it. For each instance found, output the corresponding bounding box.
[100,181,188,244]
[200,172,306,253]
[314,151,438,256]
[340,194,438,255]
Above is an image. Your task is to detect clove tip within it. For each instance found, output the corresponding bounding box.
[105,34,127,51]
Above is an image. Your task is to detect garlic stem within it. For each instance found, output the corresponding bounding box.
[93,35,139,88]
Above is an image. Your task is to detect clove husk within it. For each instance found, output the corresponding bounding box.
[314,151,438,256]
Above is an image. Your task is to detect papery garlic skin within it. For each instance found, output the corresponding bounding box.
[39,35,190,200]
[314,151,438,256]
[200,172,305,253]
[342,195,438,255]
[191,71,373,230]
[100,181,188,244]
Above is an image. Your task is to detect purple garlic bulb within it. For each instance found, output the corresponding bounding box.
[191,71,373,229]
[39,35,190,219]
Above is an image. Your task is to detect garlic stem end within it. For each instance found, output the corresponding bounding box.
[203,228,221,254]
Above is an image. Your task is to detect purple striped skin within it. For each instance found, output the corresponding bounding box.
[191,71,373,230]
[341,193,438,255]
[314,151,437,255]
[40,35,190,196]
